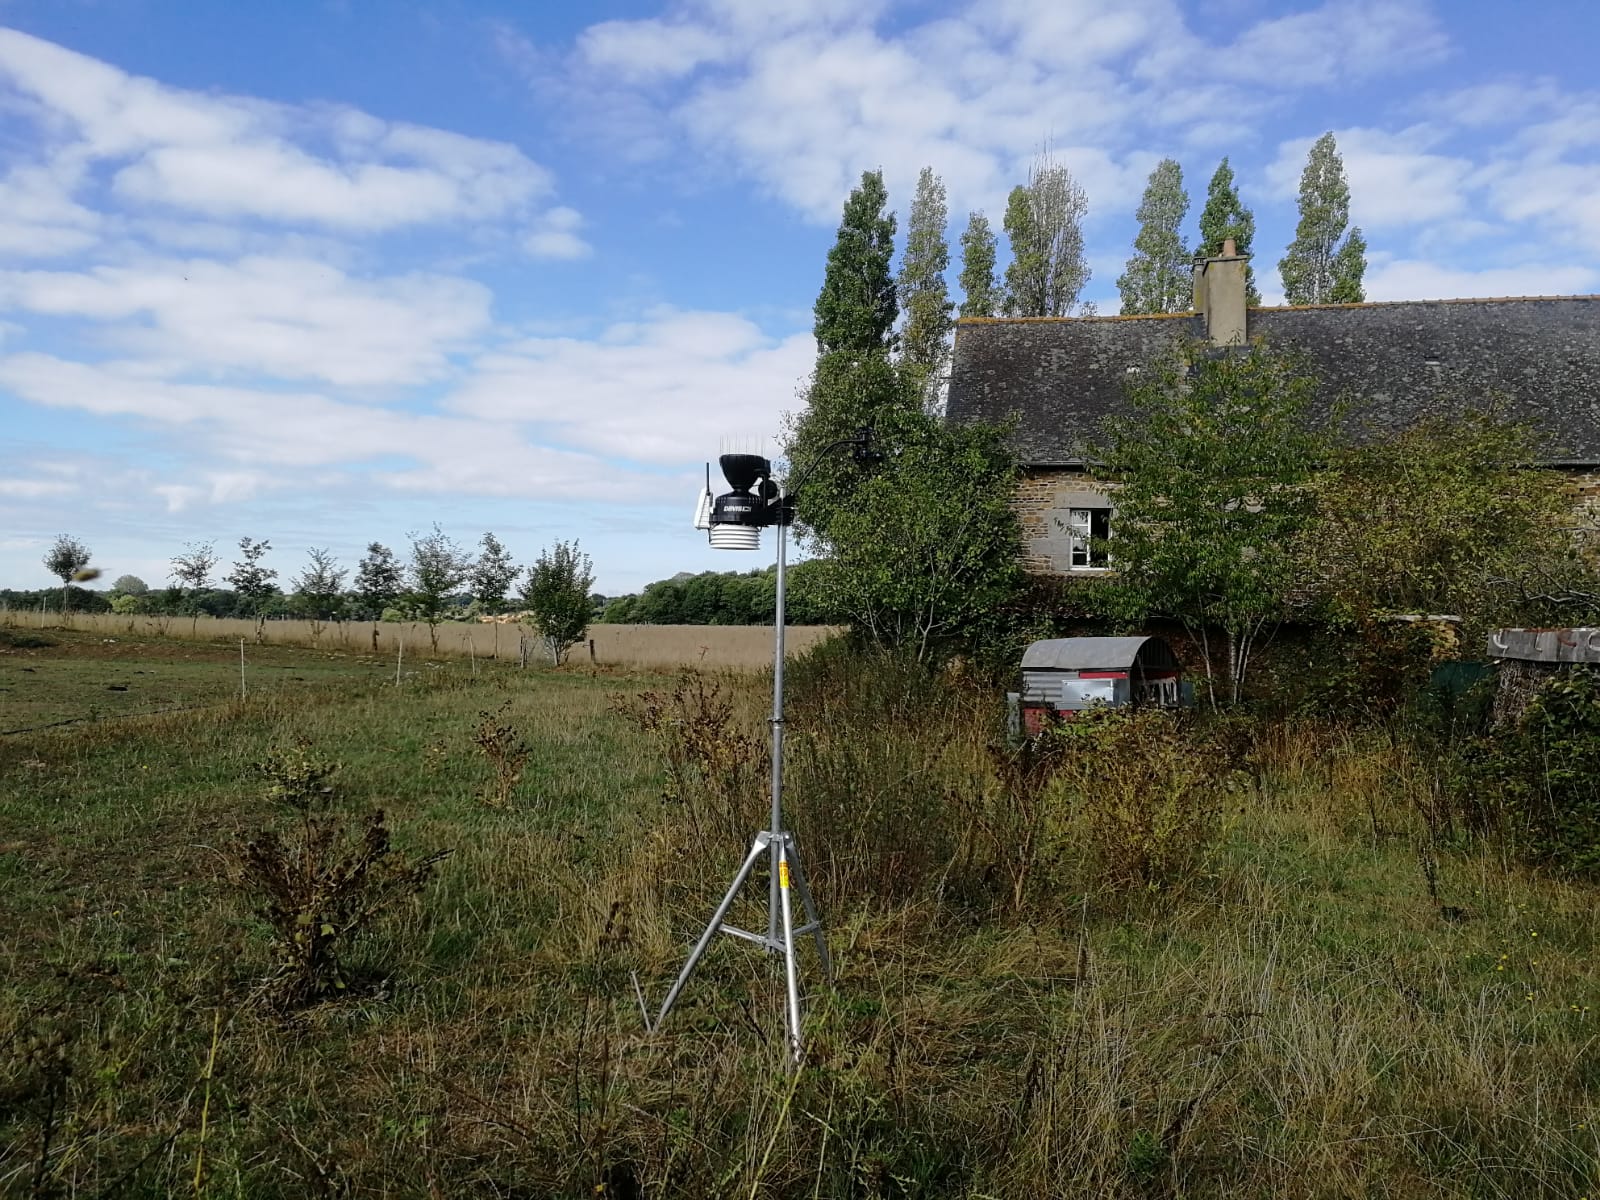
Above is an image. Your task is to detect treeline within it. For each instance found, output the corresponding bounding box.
[597,562,834,626]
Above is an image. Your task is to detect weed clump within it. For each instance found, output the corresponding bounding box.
[233,743,449,1008]
[472,700,531,808]
[1048,709,1235,890]
[612,674,765,850]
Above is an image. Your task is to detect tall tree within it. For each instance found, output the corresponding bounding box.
[813,169,898,356]
[227,537,278,638]
[1117,158,1191,315]
[522,540,595,666]
[170,540,218,626]
[957,211,999,318]
[1003,153,1091,317]
[407,526,472,652]
[1097,339,1328,707]
[291,547,347,627]
[1279,132,1366,305]
[790,171,913,544]
[1197,158,1261,305]
[471,532,520,616]
[898,166,953,391]
[354,542,404,621]
[42,534,92,613]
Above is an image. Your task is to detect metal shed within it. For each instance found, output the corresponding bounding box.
[1018,636,1184,733]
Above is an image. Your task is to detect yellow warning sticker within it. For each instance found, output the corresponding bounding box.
[779,861,791,888]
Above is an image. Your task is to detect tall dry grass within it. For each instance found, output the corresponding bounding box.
[0,607,839,670]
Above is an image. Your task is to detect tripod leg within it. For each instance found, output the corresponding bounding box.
[777,840,804,1065]
[654,832,770,1031]
[785,838,832,984]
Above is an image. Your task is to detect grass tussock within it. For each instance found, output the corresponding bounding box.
[2,637,1599,1196]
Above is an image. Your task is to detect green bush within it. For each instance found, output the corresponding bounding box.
[1459,668,1600,875]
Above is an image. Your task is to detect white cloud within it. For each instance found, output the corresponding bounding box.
[448,307,815,466]
[524,206,592,259]
[0,350,672,504]
[0,257,491,387]
[1219,0,1449,86]
[0,478,78,499]
[562,0,1451,223]
[0,27,570,239]
[1265,127,1476,230]
[1362,257,1600,302]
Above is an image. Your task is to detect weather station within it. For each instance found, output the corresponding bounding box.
[635,429,877,1065]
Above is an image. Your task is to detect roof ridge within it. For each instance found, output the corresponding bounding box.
[955,294,1600,326]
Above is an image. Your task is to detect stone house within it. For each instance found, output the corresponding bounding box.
[945,245,1600,578]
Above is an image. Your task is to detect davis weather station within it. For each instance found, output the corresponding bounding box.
[636,431,875,1064]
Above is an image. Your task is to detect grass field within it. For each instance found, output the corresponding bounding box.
[3,631,1599,1197]
[0,610,841,672]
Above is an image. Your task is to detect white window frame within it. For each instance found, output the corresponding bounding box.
[1065,506,1112,570]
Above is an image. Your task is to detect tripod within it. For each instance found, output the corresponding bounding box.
[642,507,832,1064]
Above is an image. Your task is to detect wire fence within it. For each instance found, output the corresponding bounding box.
[0,609,841,672]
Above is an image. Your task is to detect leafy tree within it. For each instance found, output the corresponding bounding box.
[821,413,1021,661]
[1118,158,1191,315]
[471,531,520,616]
[291,547,347,626]
[1280,132,1366,305]
[958,211,999,318]
[111,574,148,596]
[813,168,898,356]
[169,540,218,624]
[43,534,92,612]
[1303,409,1572,630]
[522,540,595,665]
[1197,158,1261,305]
[407,526,472,651]
[786,354,921,544]
[227,537,279,637]
[898,166,953,395]
[1097,339,1327,706]
[1002,153,1091,317]
[354,542,404,621]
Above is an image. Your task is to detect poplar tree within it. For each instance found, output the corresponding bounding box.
[1002,153,1090,317]
[1117,158,1191,314]
[1280,133,1366,305]
[812,169,898,355]
[897,166,953,387]
[789,170,910,542]
[1197,157,1261,305]
[958,212,999,318]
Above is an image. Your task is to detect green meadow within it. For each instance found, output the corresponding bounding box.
[3,627,1598,1197]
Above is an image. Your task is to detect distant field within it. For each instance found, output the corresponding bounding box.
[0,610,841,670]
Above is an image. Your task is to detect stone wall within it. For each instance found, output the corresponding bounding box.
[1015,468,1116,575]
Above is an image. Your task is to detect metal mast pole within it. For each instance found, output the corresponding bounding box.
[767,503,787,945]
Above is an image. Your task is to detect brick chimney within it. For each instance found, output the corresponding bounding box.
[1193,237,1249,347]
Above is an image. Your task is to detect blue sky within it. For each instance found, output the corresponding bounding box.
[0,0,1596,595]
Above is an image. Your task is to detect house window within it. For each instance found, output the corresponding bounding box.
[1066,507,1111,569]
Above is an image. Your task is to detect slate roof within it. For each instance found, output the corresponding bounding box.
[946,297,1600,466]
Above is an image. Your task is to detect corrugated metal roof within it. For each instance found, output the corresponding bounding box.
[1022,636,1167,671]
